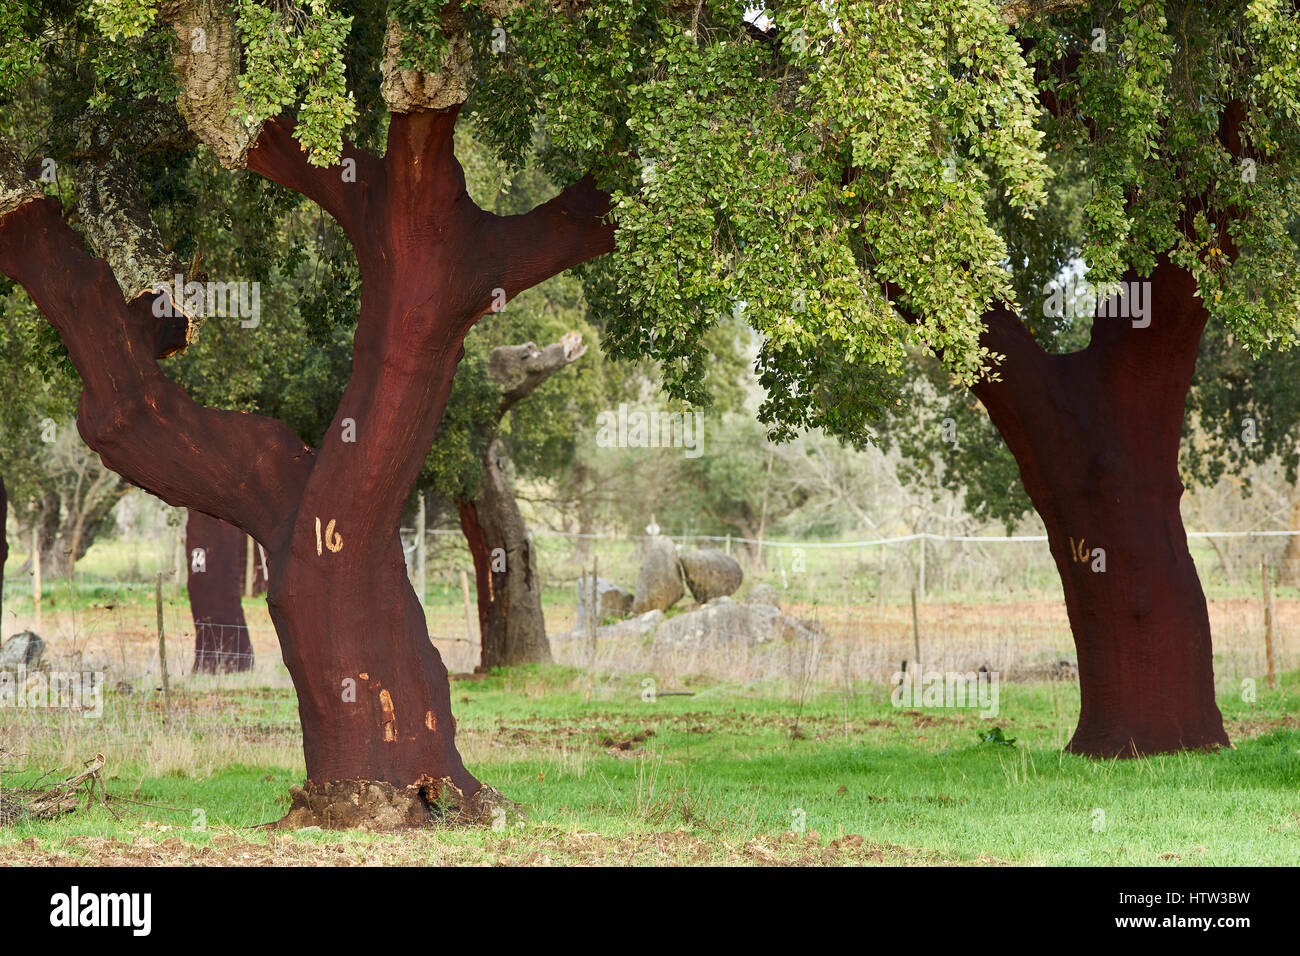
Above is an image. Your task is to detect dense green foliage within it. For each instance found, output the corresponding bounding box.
[7,1,1300,537]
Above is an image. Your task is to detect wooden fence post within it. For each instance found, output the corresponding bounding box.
[156,572,172,723]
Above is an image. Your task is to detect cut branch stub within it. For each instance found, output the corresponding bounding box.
[490,331,587,414]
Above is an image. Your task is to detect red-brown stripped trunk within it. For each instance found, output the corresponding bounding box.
[0,106,614,825]
[185,508,253,673]
[973,258,1229,757]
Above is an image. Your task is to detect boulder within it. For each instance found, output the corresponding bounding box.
[651,597,818,651]
[631,535,685,614]
[576,577,635,621]
[554,610,665,644]
[678,548,744,603]
[747,583,781,609]
[0,631,44,670]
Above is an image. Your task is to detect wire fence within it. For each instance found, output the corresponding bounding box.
[410,524,1300,611]
[1,523,1294,768]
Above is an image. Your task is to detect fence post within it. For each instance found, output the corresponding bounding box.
[878,542,885,608]
[244,533,255,597]
[584,558,598,703]
[460,569,475,650]
[173,523,184,600]
[918,535,926,602]
[910,585,922,676]
[1262,554,1277,690]
[156,572,171,724]
[32,527,41,634]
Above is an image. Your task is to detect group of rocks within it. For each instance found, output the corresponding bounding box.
[578,535,747,621]
[572,535,819,648]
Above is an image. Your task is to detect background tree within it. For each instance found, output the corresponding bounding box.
[596,0,1300,757]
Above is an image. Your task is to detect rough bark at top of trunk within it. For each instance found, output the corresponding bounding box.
[73,153,197,351]
[381,15,474,114]
[159,0,260,169]
[998,0,1091,25]
[0,150,40,219]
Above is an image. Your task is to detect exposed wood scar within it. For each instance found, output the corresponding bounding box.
[380,688,396,742]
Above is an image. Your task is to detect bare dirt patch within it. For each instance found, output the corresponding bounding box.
[0,827,1002,867]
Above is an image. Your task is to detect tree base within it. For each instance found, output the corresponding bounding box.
[1065,726,1229,759]
[274,777,517,831]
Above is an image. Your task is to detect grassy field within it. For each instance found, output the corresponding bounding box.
[2,527,1298,866]
[2,664,1297,866]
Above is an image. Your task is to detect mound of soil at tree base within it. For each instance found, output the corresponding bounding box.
[651,597,818,651]
[678,548,744,603]
[275,777,521,831]
[631,535,686,613]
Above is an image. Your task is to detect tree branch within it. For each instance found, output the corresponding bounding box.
[481,175,616,303]
[0,196,314,549]
[244,117,382,247]
[489,331,587,418]
[999,0,1092,25]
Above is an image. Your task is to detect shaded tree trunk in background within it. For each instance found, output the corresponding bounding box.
[972,259,1228,757]
[186,508,253,673]
[15,481,126,579]
[458,438,550,669]
[457,335,587,669]
[50,477,127,578]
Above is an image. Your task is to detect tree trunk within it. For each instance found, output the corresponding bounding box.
[972,259,1228,757]
[0,107,613,825]
[265,527,478,791]
[30,490,61,577]
[54,477,127,576]
[22,480,125,580]
[458,438,551,669]
[186,508,253,673]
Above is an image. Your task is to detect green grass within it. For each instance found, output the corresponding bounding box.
[4,666,1297,865]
